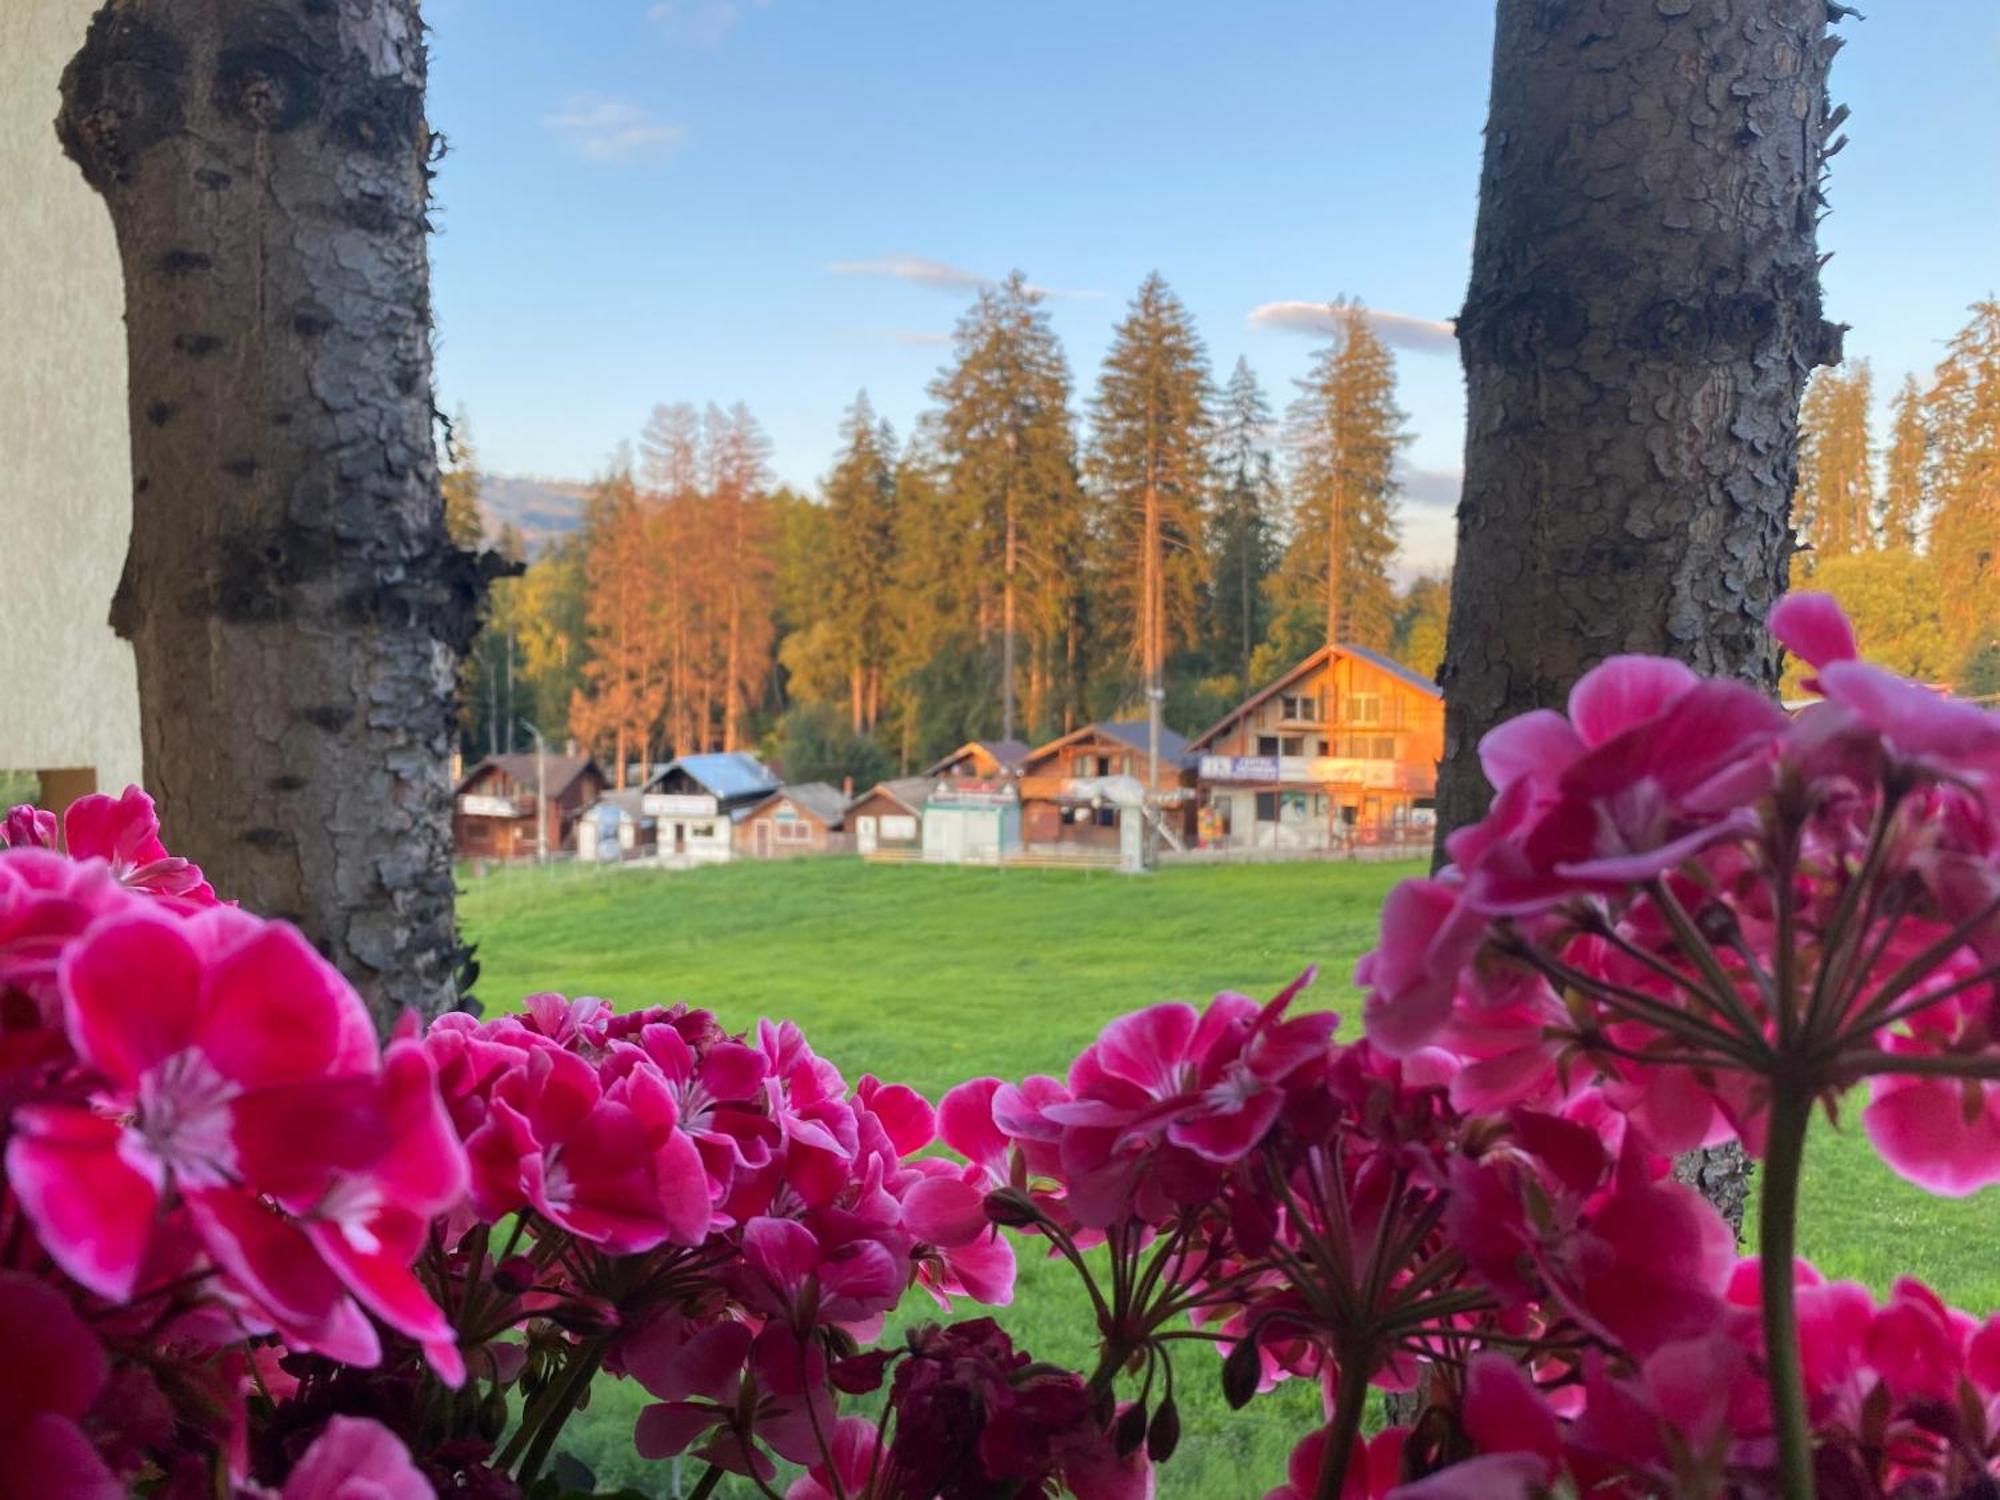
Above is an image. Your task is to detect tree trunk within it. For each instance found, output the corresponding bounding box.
[1435,0,1851,1234]
[59,0,492,1021]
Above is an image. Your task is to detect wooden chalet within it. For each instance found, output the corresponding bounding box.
[735,782,850,858]
[922,739,1031,780]
[848,776,934,857]
[1016,720,1196,851]
[1186,644,1442,850]
[453,752,607,860]
[636,752,780,864]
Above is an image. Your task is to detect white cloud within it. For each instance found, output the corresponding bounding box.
[1397,464,1462,510]
[1248,301,1458,356]
[829,256,1104,302]
[648,0,771,48]
[542,96,686,162]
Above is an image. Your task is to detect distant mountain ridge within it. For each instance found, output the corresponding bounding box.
[477,474,591,555]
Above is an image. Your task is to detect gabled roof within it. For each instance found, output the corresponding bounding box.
[1186,643,1442,752]
[745,781,849,828]
[921,739,1031,777]
[854,776,937,816]
[455,753,602,800]
[649,752,780,802]
[1022,719,1192,770]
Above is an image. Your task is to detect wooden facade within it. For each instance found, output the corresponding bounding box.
[1188,645,1442,851]
[1017,720,1195,850]
[735,782,850,859]
[849,777,933,857]
[922,739,1031,780]
[453,753,607,861]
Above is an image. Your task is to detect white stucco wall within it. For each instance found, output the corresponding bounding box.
[0,0,144,793]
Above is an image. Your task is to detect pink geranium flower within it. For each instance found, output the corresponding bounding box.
[0,1273,123,1499]
[62,786,216,904]
[275,1416,433,1499]
[6,905,464,1378]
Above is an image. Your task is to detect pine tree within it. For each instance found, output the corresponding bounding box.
[1273,301,1408,656]
[708,403,777,751]
[1391,576,1450,680]
[1879,374,1929,552]
[1926,302,2000,668]
[927,272,1086,741]
[441,406,485,550]
[639,402,707,756]
[572,464,660,786]
[1206,358,1281,695]
[1085,274,1214,717]
[1796,361,1876,564]
[822,393,902,732]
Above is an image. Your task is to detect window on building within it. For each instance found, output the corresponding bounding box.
[1350,693,1382,726]
[1316,738,1331,757]
[1096,807,1117,828]
[774,821,811,843]
[1280,735,1304,756]
[1256,735,1279,756]
[1374,737,1396,759]
[1255,792,1279,823]
[1212,795,1232,836]
[1279,693,1321,721]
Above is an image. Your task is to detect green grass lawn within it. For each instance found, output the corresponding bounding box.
[458,856,2000,1497]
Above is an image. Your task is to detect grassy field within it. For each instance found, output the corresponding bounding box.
[458,856,2000,1496]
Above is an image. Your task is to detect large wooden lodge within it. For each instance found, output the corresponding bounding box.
[1186,643,1443,851]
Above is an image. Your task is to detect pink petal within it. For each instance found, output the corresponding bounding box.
[1566,656,1697,746]
[903,1175,989,1246]
[59,910,203,1087]
[940,1228,1016,1306]
[10,1414,123,1500]
[5,1105,162,1302]
[0,1271,109,1419]
[1863,1075,2000,1197]
[1092,1003,1199,1095]
[939,1078,1010,1175]
[1769,591,1859,672]
[629,1319,753,1404]
[861,1080,935,1157]
[1463,1354,1562,1461]
[1388,1453,1551,1500]
[282,1415,433,1500]
[196,918,366,1085]
[1478,709,1585,792]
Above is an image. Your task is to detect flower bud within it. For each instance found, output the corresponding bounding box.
[548,1295,620,1335]
[1113,1400,1148,1457]
[494,1255,538,1295]
[1146,1394,1181,1462]
[1221,1335,1261,1410]
[983,1187,1042,1229]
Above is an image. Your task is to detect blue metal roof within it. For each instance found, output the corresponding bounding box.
[661,752,780,802]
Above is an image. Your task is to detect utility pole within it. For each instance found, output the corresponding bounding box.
[1001,427,1018,744]
[521,718,549,865]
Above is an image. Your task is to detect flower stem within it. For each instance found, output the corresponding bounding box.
[1313,1352,1373,1500]
[1760,1086,1815,1500]
[512,1335,610,1485]
[685,1465,725,1500]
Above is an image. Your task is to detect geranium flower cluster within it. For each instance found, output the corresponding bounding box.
[3,592,1995,1500]
[0,789,460,1495]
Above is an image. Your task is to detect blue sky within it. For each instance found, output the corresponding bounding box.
[426,0,1999,577]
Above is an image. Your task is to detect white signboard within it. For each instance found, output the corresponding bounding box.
[644,793,719,818]
[881,814,918,841]
[458,794,519,818]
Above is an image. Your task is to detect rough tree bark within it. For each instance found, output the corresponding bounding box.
[1435,0,1852,1232]
[58,0,494,1021]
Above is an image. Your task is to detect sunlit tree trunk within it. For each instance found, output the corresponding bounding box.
[1436,0,1851,1232]
[59,0,492,1020]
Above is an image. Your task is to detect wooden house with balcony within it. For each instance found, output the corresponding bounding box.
[452,752,607,860]
[1016,720,1197,852]
[1186,645,1442,851]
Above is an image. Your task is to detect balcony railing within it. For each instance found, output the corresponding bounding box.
[458,793,534,818]
[1197,754,1430,793]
